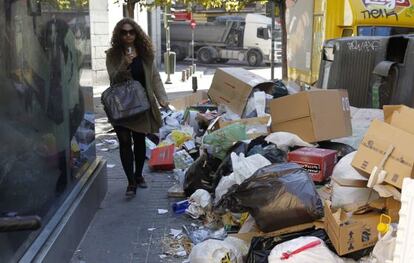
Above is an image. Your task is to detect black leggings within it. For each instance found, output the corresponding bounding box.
[114,126,146,186]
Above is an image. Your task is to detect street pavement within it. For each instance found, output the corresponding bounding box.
[70,62,280,263]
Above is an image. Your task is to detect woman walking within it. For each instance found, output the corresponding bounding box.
[106,18,168,197]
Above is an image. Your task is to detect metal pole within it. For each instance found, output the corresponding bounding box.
[165,5,172,84]
[270,0,275,80]
[191,28,195,71]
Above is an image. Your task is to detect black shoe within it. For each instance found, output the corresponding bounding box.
[125,185,137,197]
[136,176,148,188]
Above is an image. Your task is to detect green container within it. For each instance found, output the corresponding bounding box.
[164,51,176,74]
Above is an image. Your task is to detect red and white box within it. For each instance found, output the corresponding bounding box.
[288,147,337,183]
[148,144,175,171]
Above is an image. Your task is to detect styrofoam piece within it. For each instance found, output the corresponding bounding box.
[392,178,414,263]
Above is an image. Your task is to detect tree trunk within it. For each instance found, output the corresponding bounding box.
[278,1,288,80]
[126,1,135,18]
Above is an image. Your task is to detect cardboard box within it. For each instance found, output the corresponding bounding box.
[219,115,271,139]
[352,119,414,189]
[148,145,175,171]
[230,221,321,244]
[288,147,337,182]
[324,201,381,255]
[385,105,414,134]
[169,91,209,111]
[208,68,273,116]
[269,90,352,143]
[385,197,401,223]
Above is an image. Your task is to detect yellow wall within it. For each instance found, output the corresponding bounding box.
[288,0,414,86]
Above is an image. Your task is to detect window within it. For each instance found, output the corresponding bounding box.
[0,0,95,261]
[358,26,414,36]
[342,28,353,37]
[257,27,269,40]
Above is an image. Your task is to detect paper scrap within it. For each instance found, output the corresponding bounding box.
[170,228,182,238]
[100,148,109,152]
[148,228,156,231]
[104,139,118,144]
[158,209,168,215]
[176,251,187,257]
[107,164,116,168]
[159,254,167,259]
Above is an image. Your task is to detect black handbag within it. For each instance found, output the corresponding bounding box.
[101,80,150,124]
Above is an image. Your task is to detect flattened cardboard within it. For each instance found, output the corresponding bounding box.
[219,115,271,139]
[352,120,414,189]
[385,197,401,223]
[170,91,209,111]
[230,222,320,244]
[324,201,381,255]
[208,68,270,116]
[270,90,352,143]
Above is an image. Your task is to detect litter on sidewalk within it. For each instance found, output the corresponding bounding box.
[148,68,409,262]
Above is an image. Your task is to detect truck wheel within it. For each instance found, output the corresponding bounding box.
[198,48,214,64]
[171,45,186,61]
[247,50,263,67]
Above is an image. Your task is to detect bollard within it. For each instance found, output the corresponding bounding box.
[181,70,186,82]
[189,66,193,76]
[192,76,198,93]
[186,68,191,80]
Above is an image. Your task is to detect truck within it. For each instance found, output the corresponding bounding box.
[286,0,414,85]
[163,13,282,66]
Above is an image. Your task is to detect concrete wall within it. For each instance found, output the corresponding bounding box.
[149,7,162,68]
[90,0,163,85]
[90,0,110,85]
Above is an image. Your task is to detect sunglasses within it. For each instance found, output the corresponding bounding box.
[121,29,136,36]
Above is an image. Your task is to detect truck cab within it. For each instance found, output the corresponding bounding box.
[243,14,282,66]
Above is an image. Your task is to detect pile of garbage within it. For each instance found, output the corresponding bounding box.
[148,68,409,262]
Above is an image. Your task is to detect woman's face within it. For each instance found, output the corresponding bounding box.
[120,23,136,46]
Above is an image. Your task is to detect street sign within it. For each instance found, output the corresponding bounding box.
[190,19,196,29]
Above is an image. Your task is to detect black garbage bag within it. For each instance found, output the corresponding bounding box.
[246,228,333,263]
[318,141,355,161]
[183,153,222,196]
[246,136,270,152]
[215,142,249,179]
[215,163,324,232]
[247,144,287,164]
[271,79,289,99]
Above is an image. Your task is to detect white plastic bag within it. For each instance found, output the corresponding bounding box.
[332,152,380,209]
[189,237,247,263]
[231,153,271,185]
[222,106,241,121]
[186,189,212,219]
[244,96,257,117]
[215,173,237,204]
[268,237,345,263]
[254,91,267,117]
[372,224,397,263]
[214,154,270,204]
[265,132,314,152]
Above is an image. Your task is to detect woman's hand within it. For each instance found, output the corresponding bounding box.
[159,101,170,109]
[124,52,136,65]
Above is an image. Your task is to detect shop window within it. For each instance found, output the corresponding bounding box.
[0,0,95,261]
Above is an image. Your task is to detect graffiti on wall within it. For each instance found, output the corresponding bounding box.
[361,0,412,19]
